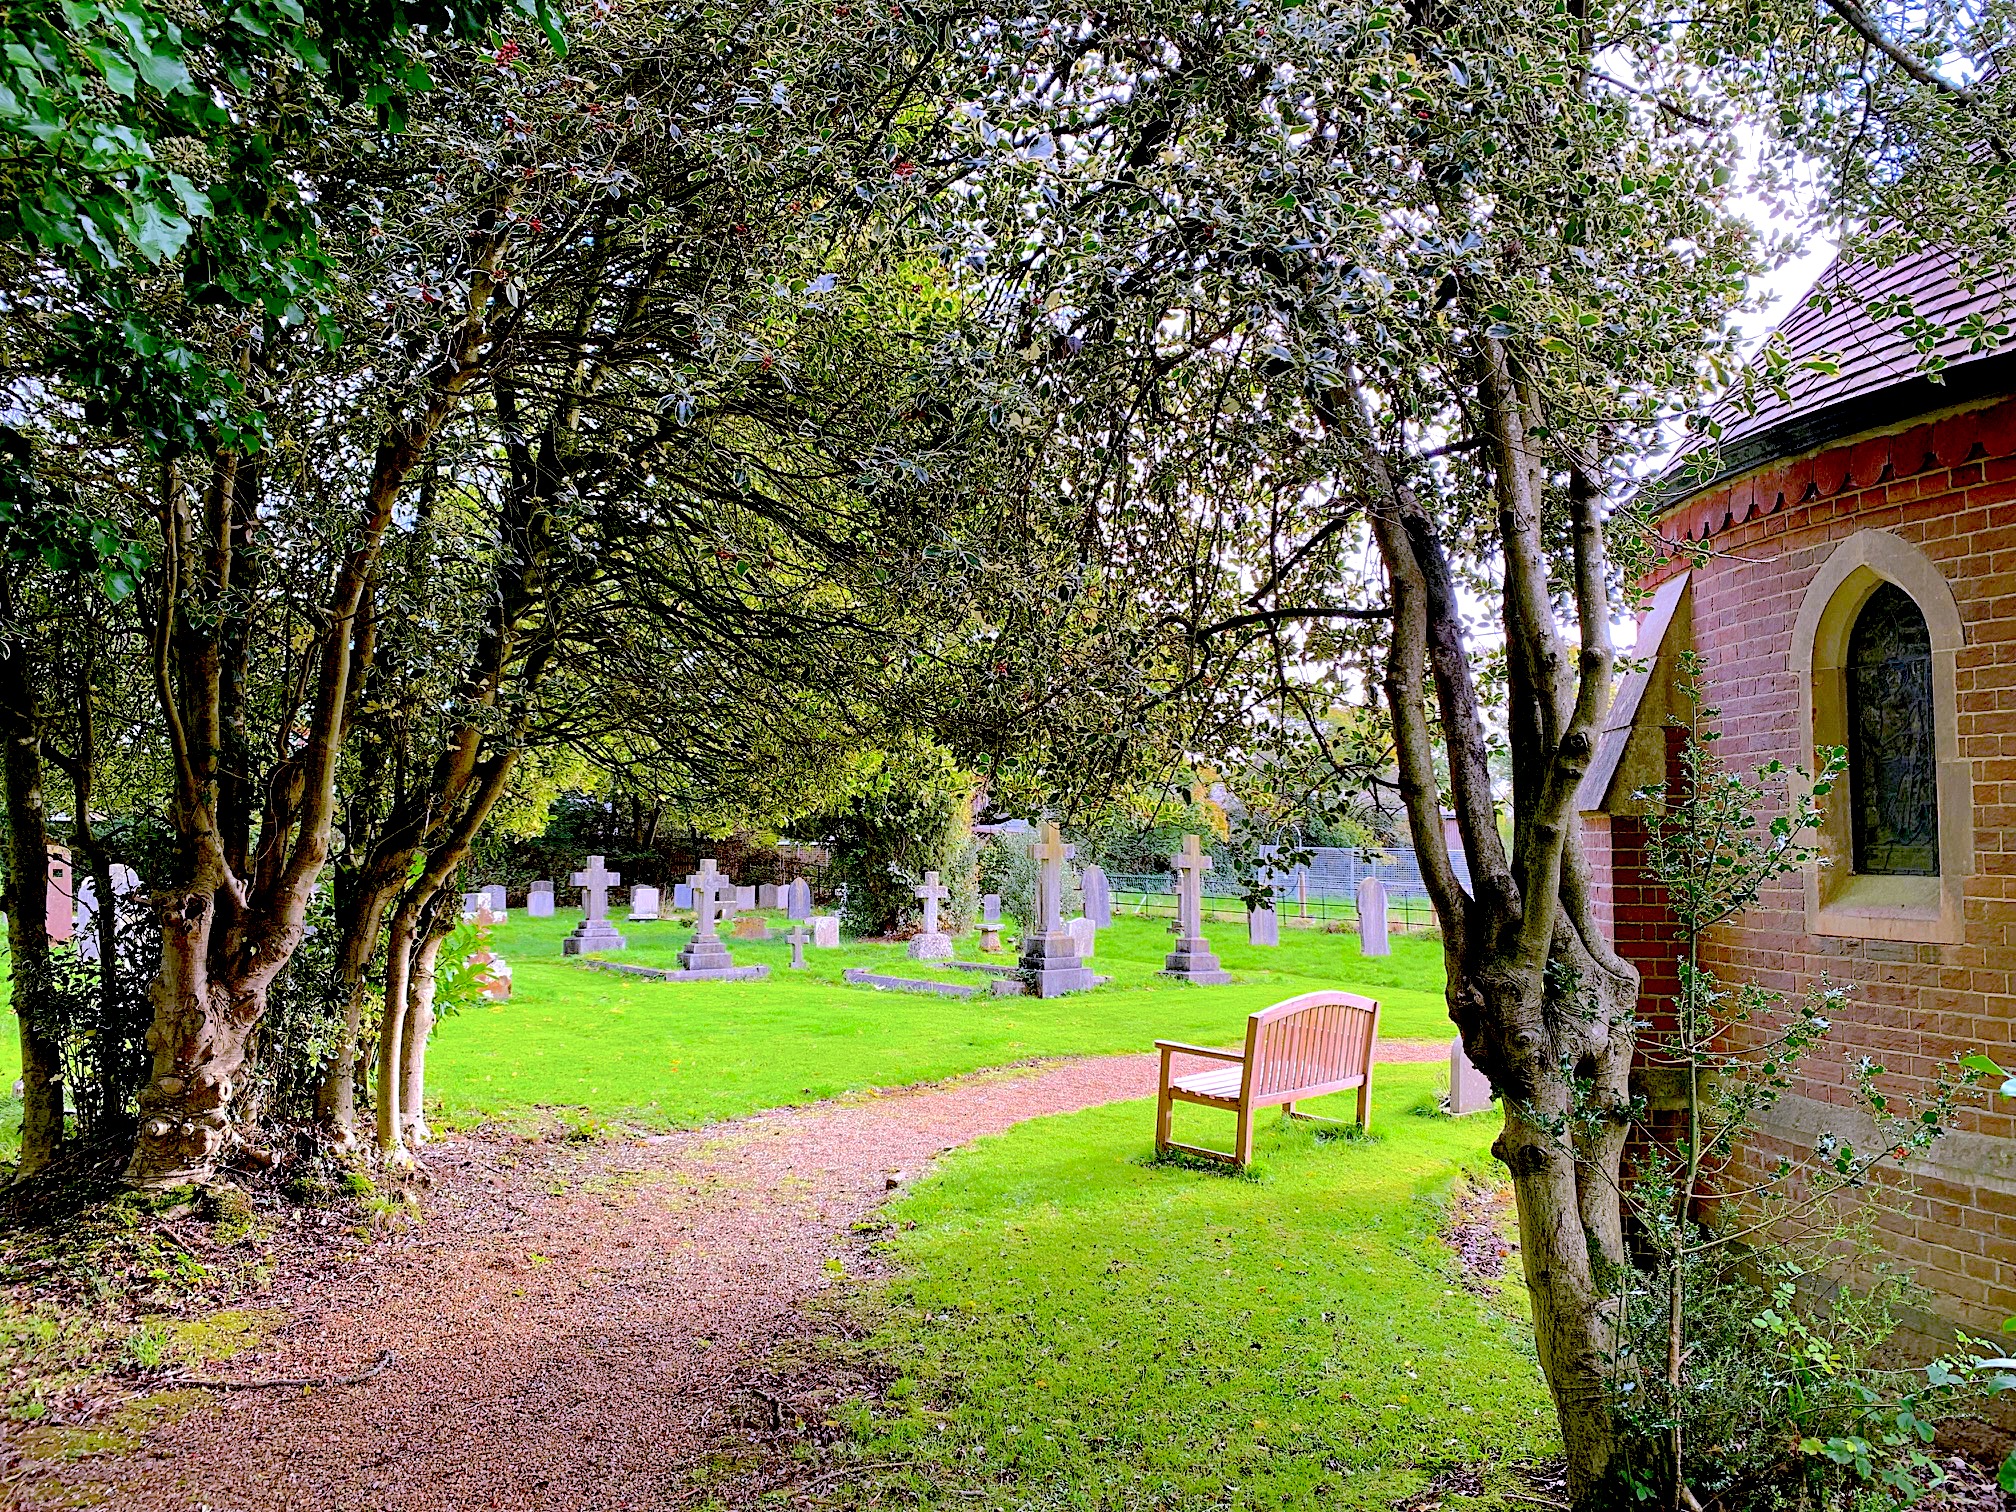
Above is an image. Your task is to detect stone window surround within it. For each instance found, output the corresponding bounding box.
[1791,529,1971,944]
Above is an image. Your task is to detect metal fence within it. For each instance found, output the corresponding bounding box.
[1105,844,1446,933]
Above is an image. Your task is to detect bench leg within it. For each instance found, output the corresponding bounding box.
[1235,1100,1254,1167]
[1357,1074,1373,1134]
[1155,1051,1174,1153]
[1282,1099,1296,1119]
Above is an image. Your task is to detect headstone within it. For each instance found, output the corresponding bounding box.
[1161,834,1231,984]
[628,884,661,922]
[562,855,628,955]
[1066,916,1097,959]
[45,844,73,945]
[788,925,809,970]
[527,880,556,918]
[680,859,739,971]
[758,883,783,909]
[673,881,694,910]
[482,883,508,918]
[786,878,812,920]
[462,892,482,920]
[1080,864,1112,928]
[475,901,505,928]
[1248,905,1279,947]
[74,863,143,961]
[1357,876,1390,957]
[978,892,1004,952]
[731,915,769,941]
[1017,821,1096,996]
[734,885,757,911]
[1450,1036,1494,1116]
[810,915,841,948]
[908,869,954,961]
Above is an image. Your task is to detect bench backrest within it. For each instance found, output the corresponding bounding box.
[1242,990,1381,1099]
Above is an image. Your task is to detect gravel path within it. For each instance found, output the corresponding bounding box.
[41,1045,1447,1512]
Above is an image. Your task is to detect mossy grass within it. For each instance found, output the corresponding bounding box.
[820,1062,1554,1510]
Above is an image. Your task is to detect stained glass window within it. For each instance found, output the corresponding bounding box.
[1847,582,1939,876]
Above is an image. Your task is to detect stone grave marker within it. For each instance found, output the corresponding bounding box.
[1066,916,1097,959]
[481,883,508,918]
[787,925,809,970]
[731,915,769,941]
[908,870,954,960]
[462,892,482,920]
[786,878,812,920]
[1357,876,1390,957]
[527,880,555,918]
[1161,834,1231,984]
[1081,864,1113,928]
[1449,1036,1494,1116]
[628,884,661,922]
[1017,821,1096,997]
[978,892,1004,952]
[74,863,143,962]
[810,915,841,948]
[734,885,757,911]
[673,881,693,910]
[1248,904,1279,947]
[758,883,783,909]
[468,943,513,1000]
[562,855,628,955]
[679,860,738,971]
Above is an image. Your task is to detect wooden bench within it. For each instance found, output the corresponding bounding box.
[1154,990,1381,1167]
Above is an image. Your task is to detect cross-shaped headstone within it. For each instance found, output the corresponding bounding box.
[686,859,734,940]
[914,870,950,935]
[1172,833,1212,937]
[787,924,809,970]
[572,855,620,921]
[1033,820,1074,934]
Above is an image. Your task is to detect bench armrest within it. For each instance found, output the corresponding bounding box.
[1154,1040,1245,1063]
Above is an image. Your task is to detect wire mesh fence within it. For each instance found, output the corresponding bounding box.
[1104,844,1447,933]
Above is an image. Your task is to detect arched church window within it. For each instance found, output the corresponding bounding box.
[1847,582,1939,876]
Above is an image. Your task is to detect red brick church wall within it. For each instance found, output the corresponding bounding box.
[1600,396,2016,1342]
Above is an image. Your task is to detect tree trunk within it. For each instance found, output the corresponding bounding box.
[401,928,447,1148]
[314,871,403,1148]
[0,640,64,1177]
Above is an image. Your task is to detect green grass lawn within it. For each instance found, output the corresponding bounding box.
[424,909,1451,1131]
[815,1062,1553,1511]
[0,909,1451,1151]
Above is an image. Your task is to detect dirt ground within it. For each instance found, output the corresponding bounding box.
[18,1050,1431,1512]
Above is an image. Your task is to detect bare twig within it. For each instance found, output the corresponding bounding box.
[151,1347,396,1392]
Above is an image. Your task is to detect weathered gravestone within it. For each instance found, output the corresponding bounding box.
[1080,864,1112,928]
[978,893,1004,952]
[462,892,482,920]
[673,881,693,910]
[1160,834,1232,984]
[787,925,809,970]
[809,915,841,948]
[562,856,628,955]
[527,880,556,918]
[1066,916,1097,959]
[1018,821,1096,997]
[731,915,769,941]
[679,861,739,972]
[734,885,757,911]
[908,870,954,960]
[1248,905,1280,947]
[628,884,661,922]
[481,883,508,918]
[74,863,144,962]
[1449,1036,1494,1116]
[758,883,783,909]
[1357,876,1390,957]
[786,878,812,920]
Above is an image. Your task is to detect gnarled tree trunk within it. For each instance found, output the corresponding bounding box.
[0,635,64,1177]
